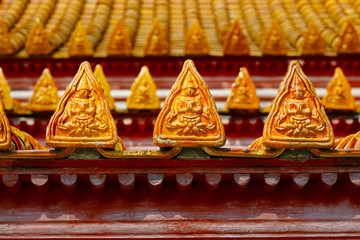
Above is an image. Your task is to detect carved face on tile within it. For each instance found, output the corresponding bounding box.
[263,61,334,149]
[46,61,119,148]
[153,60,225,147]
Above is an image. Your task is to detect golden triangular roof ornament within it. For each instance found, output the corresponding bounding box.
[0,98,12,150]
[223,18,249,56]
[0,68,14,111]
[261,20,286,55]
[144,19,169,56]
[27,68,60,111]
[68,21,93,57]
[337,18,360,53]
[300,22,325,55]
[46,61,119,148]
[226,67,260,110]
[25,18,52,56]
[94,64,115,111]
[127,66,160,110]
[0,20,13,55]
[322,67,356,110]
[107,20,132,56]
[153,60,225,147]
[184,20,209,55]
[263,61,334,149]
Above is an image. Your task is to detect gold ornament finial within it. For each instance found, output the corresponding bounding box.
[0,97,12,150]
[153,60,225,147]
[337,18,360,53]
[226,67,259,110]
[184,20,209,55]
[261,20,286,55]
[223,18,249,56]
[27,68,60,111]
[144,19,169,56]
[25,18,52,56]
[322,67,356,110]
[68,21,93,57]
[94,64,115,111]
[107,20,132,56]
[46,61,120,148]
[127,66,160,110]
[300,22,325,55]
[263,61,334,149]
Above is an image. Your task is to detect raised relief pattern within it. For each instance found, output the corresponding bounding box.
[322,67,355,110]
[154,60,225,147]
[27,68,60,111]
[223,19,249,56]
[226,67,259,110]
[46,61,118,148]
[263,61,334,149]
[127,66,160,110]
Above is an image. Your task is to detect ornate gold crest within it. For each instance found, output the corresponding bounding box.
[25,18,52,56]
[223,19,249,56]
[184,20,209,55]
[153,60,225,147]
[68,21,93,57]
[107,20,132,56]
[261,20,286,55]
[300,22,325,55]
[263,61,334,149]
[0,20,13,55]
[337,18,360,53]
[225,67,260,110]
[127,66,160,110]
[0,68,14,111]
[94,64,115,111]
[27,68,60,111]
[144,19,169,56]
[46,61,118,148]
[322,67,355,110]
[0,98,12,150]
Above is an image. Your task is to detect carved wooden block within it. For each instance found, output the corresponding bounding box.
[60,174,78,194]
[147,173,164,192]
[263,61,334,149]
[154,60,225,147]
[118,173,135,193]
[31,174,51,194]
[205,173,221,193]
[176,173,193,193]
[233,173,250,192]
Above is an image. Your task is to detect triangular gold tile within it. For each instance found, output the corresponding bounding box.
[144,19,169,56]
[107,20,132,56]
[27,68,60,111]
[322,67,356,110]
[46,61,120,148]
[300,22,325,55]
[127,66,160,110]
[184,20,209,55]
[337,18,360,53]
[94,64,115,111]
[25,18,52,55]
[263,61,334,149]
[0,68,14,111]
[68,21,93,57]
[153,60,225,147]
[261,20,286,55]
[223,19,249,56]
[226,67,259,110]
